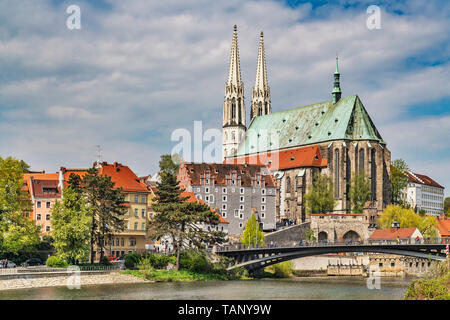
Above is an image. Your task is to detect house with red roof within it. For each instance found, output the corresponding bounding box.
[369,227,423,244]
[403,171,445,216]
[436,214,450,241]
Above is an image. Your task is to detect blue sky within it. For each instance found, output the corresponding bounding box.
[0,0,449,196]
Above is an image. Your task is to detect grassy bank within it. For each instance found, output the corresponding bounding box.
[122,269,246,282]
[404,260,450,300]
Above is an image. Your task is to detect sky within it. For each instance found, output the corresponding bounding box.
[0,0,449,196]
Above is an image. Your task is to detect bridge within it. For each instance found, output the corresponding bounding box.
[216,238,448,273]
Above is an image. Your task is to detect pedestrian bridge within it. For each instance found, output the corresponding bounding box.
[216,238,448,272]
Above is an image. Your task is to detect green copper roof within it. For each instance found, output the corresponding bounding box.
[236,95,385,156]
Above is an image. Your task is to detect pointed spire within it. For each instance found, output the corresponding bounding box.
[332,55,342,104]
[251,30,271,121]
[254,31,268,91]
[227,25,242,86]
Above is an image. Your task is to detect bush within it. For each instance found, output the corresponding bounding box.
[141,253,176,269]
[45,256,69,268]
[100,255,112,266]
[268,261,293,278]
[124,252,141,269]
[179,250,212,273]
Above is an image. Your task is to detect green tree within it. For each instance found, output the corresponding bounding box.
[304,172,336,214]
[348,171,371,213]
[68,167,126,264]
[0,156,39,253]
[305,229,317,242]
[241,212,265,247]
[149,155,226,270]
[444,197,450,216]
[51,187,92,264]
[378,205,438,237]
[390,159,409,206]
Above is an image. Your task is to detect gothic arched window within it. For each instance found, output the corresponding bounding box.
[334,149,340,198]
[286,176,291,193]
[359,149,365,173]
[231,99,236,119]
[265,102,268,114]
[231,131,235,142]
[238,98,242,124]
[258,102,262,116]
[371,148,377,200]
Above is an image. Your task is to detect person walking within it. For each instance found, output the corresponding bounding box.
[397,236,400,245]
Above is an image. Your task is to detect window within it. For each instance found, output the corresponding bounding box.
[222,188,227,194]
[116,238,120,246]
[391,262,395,267]
[334,149,340,198]
[222,212,227,218]
[371,149,377,200]
[379,263,383,267]
[240,188,244,194]
[37,201,41,208]
[141,195,146,203]
[222,204,227,210]
[234,209,239,217]
[222,195,227,202]
[261,212,265,219]
[37,214,41,220]
[286,177,291,192]
[129,238,136,246]
[142,223,146,230]
[134,222,138,230]
[239,211,244,219]
[239,204,244,210]
[46,226,50,232]
[121,238,125,246]
[46,202,51,209]
[261,197,266,203]
[240,196,244,202]
[142,209,146,218]
[261,205,266,211]
[46,214,50,221]
[209,195,214,202]
[134,209,138,217]
[134,195,139,203]
[261,188,266,195]
[239,222,243,228]
[205,187,210,193]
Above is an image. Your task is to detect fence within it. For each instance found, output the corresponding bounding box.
[0,264,122,276]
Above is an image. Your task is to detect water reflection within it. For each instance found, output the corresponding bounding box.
[0,277,411,300]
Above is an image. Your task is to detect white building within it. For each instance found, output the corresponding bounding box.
[403,171,445,216]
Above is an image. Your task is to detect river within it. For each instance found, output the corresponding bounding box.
[0,277,412,300]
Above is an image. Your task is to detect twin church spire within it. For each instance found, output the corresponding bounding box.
[222,25,270,160]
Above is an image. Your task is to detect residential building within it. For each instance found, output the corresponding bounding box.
[368,254,432,277]
[177,161,276,236]
[59,162,151,259]
[403,171,445,216]
[222,26,391,222]
[436,214,450,242]
[368,227,423,244]
[23,172,61,237]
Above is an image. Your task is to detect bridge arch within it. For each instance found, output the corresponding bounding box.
[318,231,328,242]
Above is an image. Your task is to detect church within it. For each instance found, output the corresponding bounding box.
[222,25,391,222]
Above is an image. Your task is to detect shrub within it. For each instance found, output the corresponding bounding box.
[270,261,293,278]
[100,255,112,266]
[141,253,176,269]
[179,250,212,273]
[124,252,141,269]
[45,256,69,268]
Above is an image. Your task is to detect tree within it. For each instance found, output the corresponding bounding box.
[241,212,265,247]
[149,155,226,270]
[444,197,450,216]
[377,205,438,237]
[68,167,126,264]
[348,171,371,213]
[305,229,317,242]
[390,159,409,206]
[0,156,39,253]
[51,187,92,264]
[304,172,336,214]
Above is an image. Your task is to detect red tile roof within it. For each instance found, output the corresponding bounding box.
[436,216,450,237]
[226,146,327,171]
[369,227,419,240]
[180,162,275,188]
[180,191,229,224]
[30,179,61,198]
[61,162,149,193]
[407,172,444,189]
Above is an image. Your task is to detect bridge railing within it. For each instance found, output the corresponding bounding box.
[216,237,447,252]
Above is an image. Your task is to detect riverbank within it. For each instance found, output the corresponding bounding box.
[121,269,248,282]
[0,272,147,291]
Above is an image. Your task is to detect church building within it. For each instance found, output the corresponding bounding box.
[222,25,391,222]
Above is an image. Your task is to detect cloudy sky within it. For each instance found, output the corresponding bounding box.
[0,0,449,196]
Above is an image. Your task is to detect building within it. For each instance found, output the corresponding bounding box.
[59,162,151,259]
[403,171,445,216]
[222,26,391,222]
[177,161,276,236]
[368,227,423,244]
[368,253,432,277]
[23,172,61,237]
[436,214,450,241]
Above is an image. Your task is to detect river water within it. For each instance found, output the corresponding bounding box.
[0,277,412,300]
